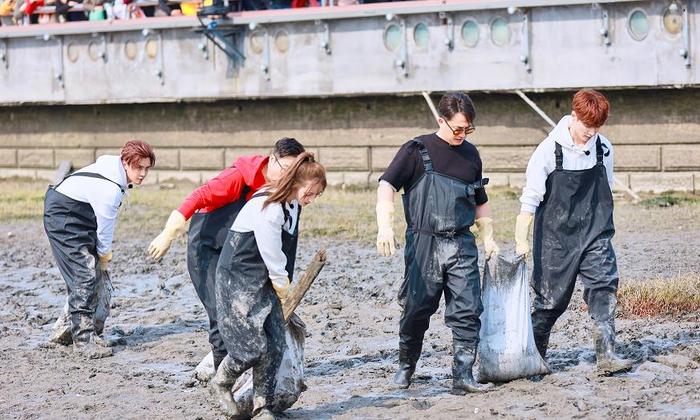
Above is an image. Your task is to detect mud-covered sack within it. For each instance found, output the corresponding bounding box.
[477,255,548,383]
[50,270,113,345]
[231,313,307,415]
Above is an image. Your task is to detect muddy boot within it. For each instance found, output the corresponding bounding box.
[212,350,227,372]
[50,323,73,346]
[533,330,550,359]
[452,345,488,394]
[594,323,633,375]
[73,333,113,359]
[392,347,418,389]
[72,315,112,359]
[531,312,554,360]
[50,304,73,345]
[210,362,244,419]
[252,408,276,420]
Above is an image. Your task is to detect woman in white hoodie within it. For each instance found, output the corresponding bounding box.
[514,89,632,375]
[209,152,325,419]
[43,140,154,359]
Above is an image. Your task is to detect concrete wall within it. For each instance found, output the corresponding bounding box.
[1,89,699,192]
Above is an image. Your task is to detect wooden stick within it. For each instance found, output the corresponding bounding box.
[283,249,327,321]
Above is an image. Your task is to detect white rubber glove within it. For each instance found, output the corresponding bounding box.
[475,217,499,261]
[148,210,187,261]
[376,200,396,257]
[515,213,534,258]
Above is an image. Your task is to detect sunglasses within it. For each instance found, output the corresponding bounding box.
[443,118,476,136]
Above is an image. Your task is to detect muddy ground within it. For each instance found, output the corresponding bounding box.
[0,189,699,419]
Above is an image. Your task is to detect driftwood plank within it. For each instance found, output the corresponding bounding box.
[283,249,326,321]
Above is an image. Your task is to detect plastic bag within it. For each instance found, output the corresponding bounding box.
[231,313,307,415]
[478,255,548,382]
[195,314,307,415]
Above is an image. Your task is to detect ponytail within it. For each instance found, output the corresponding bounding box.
[264,151,327,208]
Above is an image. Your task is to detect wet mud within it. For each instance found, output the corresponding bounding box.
[0,212,698,419]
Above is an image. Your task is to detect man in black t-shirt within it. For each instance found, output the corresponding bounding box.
[376,92,498,393]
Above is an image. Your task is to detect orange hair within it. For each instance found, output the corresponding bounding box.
[572,89,610,128]
[121,140,155,168]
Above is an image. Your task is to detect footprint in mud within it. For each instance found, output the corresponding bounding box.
[306,352,393,377]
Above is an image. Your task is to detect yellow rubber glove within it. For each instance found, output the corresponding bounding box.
[148,210,187,261]
[475,217,499,261]
[515,213,534,258]
[376,200,396,257]
[98,251,112,272]
[272,276,290,303]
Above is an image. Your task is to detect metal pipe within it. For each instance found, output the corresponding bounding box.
[515,89,555,128]
[420,91,439,122]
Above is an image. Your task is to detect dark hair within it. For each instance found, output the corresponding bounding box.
[438,92,476,123]
[273,137,305,159]
[264,152,326,208]
[121,140,155,167]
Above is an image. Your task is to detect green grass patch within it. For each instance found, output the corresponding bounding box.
[639,192,700,208]
[0,179,47,220]
[1,179,696,246]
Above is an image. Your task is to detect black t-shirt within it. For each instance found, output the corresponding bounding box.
[379,133,488,205]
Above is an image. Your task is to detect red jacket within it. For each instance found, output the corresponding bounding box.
[177,155,268,220]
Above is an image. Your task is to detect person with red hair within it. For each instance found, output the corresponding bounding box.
[514,89,632,375]
[44,140,155,359]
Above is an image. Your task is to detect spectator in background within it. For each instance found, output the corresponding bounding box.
[177,1,198,16]
[0,0,15,25]
[84,0,106,20]
[111,0,143,20]
[54,0,88,23]
[12,0,25,24]
[38,0,58,23]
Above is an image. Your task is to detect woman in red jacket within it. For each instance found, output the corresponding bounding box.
[148,138,305,371]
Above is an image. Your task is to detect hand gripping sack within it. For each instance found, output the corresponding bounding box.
[477,255,548,382]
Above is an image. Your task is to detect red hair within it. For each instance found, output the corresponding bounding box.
[572,89,610,128]
[121,140,155,167]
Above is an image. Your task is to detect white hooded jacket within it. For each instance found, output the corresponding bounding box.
[520,115,615,214]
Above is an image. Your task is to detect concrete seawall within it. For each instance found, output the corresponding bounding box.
[1,89,699,192]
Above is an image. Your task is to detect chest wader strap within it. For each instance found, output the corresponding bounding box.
[555,136,609,169]
[53,172,127,208]
[54,172,126,194]
[595,136,607,166]
[554,142,564,170]
[252,191,300,235]
[411,139,433,172]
